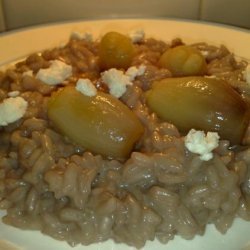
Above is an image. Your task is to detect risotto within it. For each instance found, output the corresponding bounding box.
[0,29,250,249]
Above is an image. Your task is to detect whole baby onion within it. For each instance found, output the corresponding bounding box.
[48,86,144,159]
[146,77,250,145]
[99,31,135,70]
[159,45,207,76]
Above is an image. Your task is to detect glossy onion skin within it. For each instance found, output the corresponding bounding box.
[48,86,144,159]
[99,31,135,70]
[146,77,250,145]
[159,45,207,76]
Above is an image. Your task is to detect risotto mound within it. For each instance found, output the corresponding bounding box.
[0,30,250,248]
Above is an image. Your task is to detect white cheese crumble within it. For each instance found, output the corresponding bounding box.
[75,78,97,97]
[36,60,72,85]
[0,97,28,126]
[8,91,20,97]
[129,29,145,43]
[101,65,146,98]
[185,129,220,161]
[71,31,93,42]
[101,68,132,98]
[126,65,146,81]
[243,64,250,84]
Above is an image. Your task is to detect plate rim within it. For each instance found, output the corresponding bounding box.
[1,17,250,38]
[0,17,249,67]
[0,17,250,250]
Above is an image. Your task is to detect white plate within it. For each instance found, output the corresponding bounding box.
[0,18,250,250]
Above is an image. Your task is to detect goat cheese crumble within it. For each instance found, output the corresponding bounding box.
[128,29,145,43]
[185,129,220,161]
[36,60,72,85]
[75,78,97,97]
[0,97,28,126]
[126,65,146,81]
[101,66,146,98]
[71,31,93,42]
[101,69,131,98]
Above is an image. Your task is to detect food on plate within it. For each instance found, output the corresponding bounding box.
[0,28,250,249]
[48,86,144,159]
[159,45,207,76]
[99,31,135,70]
[146,76,249,144]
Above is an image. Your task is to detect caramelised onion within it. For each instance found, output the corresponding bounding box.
[146,77,250,145]
[159,45,207,76]
[99,31,135,70]
[48,86,144,159]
